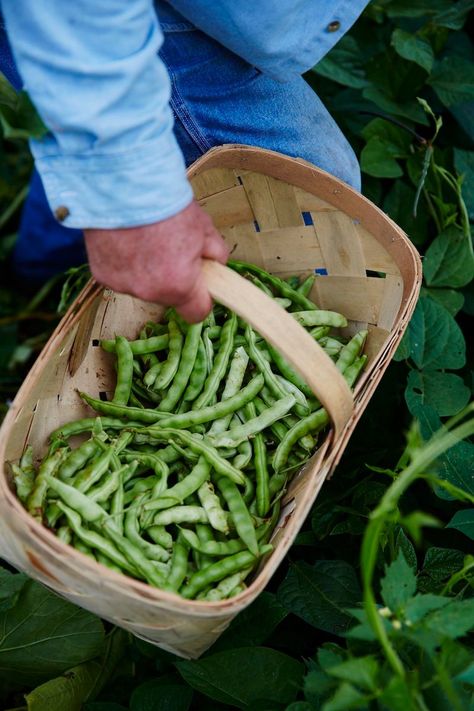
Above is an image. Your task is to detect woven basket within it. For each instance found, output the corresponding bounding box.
[0,145,421,658]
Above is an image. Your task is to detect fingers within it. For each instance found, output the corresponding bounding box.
[174,271,213,323]
[203,228,230,265]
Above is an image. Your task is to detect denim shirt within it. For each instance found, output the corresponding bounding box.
[1,0,368,229]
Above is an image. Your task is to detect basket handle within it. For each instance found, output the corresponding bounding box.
[202,260,354,438]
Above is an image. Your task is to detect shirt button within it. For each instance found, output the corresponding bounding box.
[54,206,70,222]
[327,20,341,32]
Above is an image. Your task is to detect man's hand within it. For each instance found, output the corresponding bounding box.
[84,201,229,323]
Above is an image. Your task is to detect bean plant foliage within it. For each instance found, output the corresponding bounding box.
[0,1,473,709]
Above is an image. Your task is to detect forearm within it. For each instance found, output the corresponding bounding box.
[1,0,193,227]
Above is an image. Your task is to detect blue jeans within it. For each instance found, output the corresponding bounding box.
[1,4,360,281]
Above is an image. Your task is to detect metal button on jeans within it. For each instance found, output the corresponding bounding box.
[327,20,341,32]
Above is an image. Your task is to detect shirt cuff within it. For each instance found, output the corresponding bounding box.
[31,131,194,229]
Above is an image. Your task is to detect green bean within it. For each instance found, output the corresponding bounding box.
[140,428,246,486]
[242,475,255,506]
[167,532,189,590]
[142,360,162,389]
[11,461,35,504]
[152,505,209,526]
[27,448,68,521]
[210,394,295,448]
[146,525,173,549]
[205,569,251,600]
[101,334,169,355]
[297,274,316,297]
[122,451,169,479]
[336,330,367,373]
[309,325,331,340]
[274,297,292,309]
[229,259,317,310]
[79,392,170,424]
[181,545,272,599]
[202,327,215,373]
[343,354,368,388]
[132,380,162,405]
[275,374,310,415]
[74,538,96,560]
[285,275,300,289]
[152,319,183,390]
[56,526,72,544]
[96,552,124,574]
[73,447,114,493]
[273,408,329,472]
[245,326,288,400]
[245,402,270,517]
[158,323,203,411]
[150,374,263,431]
[128,391,145,409]
[180,528,249,557]
[144,457,210,511]
[193,312,237,409]
[216,476,258,556]
[208,346,249,436]
[197,480,229,534]
[292,310,347,328]
[182,339,207,402]
[124,494,170,562]
[88,465,123,503]
[56,501,140,576]
[45,475,111,525]
[266,343,313,398]
[110,475,125,535]
[112,336,134,405]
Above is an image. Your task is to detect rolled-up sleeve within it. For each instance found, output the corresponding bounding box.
[1,0,193,228]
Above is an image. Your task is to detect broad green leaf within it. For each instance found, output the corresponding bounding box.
[209,592,287,652]
[285,703,314,711]
[446,509,474,541]
[423,227,474,288]
[176,647,303,709]
[24,662,99,711]
[383,179,431,246]
[455,661,474,685]
[385,0,452,19]
[394,528,417,571]
[362,86,429,124]
[404,297,466,370]
[84,705,128,711]
[429,56,474,106]
[0,568,28,612]
[313,36,368,89]
[0,91,47,140]
[361,118,411,152]
[321,682,368,711]
[317,644,347,671]
[404,594,450,624]
[378,676,414,711]
[391,30,434,72]
[360,136,403,178]
[420,546,466,586]
[425,598,474,638]
[414,406,474,497]
[130,680,192,711]
[0,72,18,110]
[381,551,416,612]
[454,148,474,220]
[304,669,335,706]
[434,0,474,30]
[325,656,379,692]
[405,370,470,417]
[277,561,361,635]
[0,580,105,685]
[421,288,464,316]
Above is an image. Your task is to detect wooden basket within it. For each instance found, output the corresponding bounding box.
[0,145,421,658]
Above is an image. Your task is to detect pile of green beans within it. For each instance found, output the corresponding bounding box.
[11,261,367,601]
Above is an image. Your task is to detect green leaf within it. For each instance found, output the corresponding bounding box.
[415,406,474,497]
[405,370,471,417]
[454,661,474,685]
[285,703,315,711]
[130,680,193,711]
[325,656,379,693]
[0,568,28,612]
[404,296,466,370]
[424,598,474,638]
[429,56,474,106]
[378,675,414,711]
[434,0,474,30]
[313,36,369,89]
[454,148,474,220]
[381,551,416,612]
[210,593,287,652]
[0,72,18,110]
[446,509,474,541]
[394,528,417,571]
[385,0,452,19]
[421,288,464,316]
[420,546,466,587]
[24,662,100,711]
[404,594,450,624]
[383,180,431,246]
[360,136,403,178]
[423,227,474,288]
[84,704,128,711]
[0,580,105,686]
[362,86,429,124]
[0,90,47,140]
[277,561,361,635]
[175,647,303,710]
[321,682,368,711]
[391,30,434,72]
[304,668,335,706]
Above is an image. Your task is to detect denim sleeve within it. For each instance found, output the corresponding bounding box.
[1,0,193,228]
